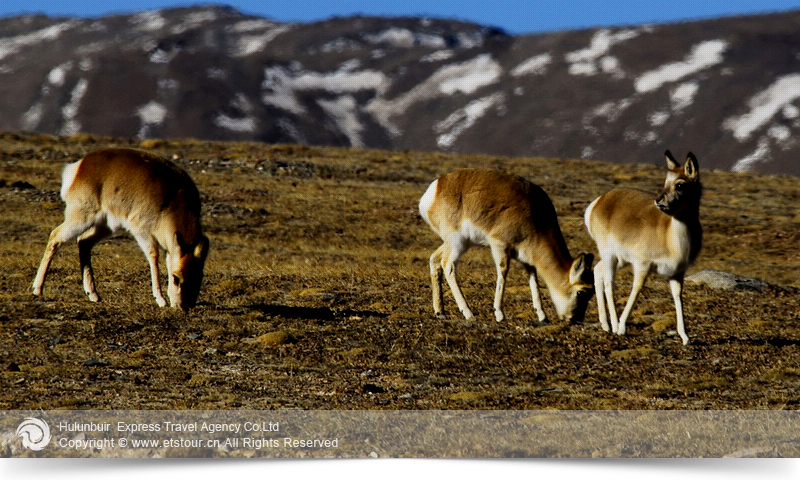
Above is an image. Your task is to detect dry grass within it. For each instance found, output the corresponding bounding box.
[1,131,800,411]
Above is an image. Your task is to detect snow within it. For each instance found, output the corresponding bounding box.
[233,25,293,56]
[60,79,88,136]
[136,101,167,126]
[421,50,454,62]
[649,111,670,127]
[130,11,165,32]
[565,29,638,77]
[47,62,72,87]
[511,53,552,76]
[635,40,727,93]
[768,124,791,142]
[435,92,504,148]
[214,115,256,133]
[171,10,219,35]
[588,98,633,123]
[317,95,365,148]
[365,28,447,49]
[732,137,771,172]
[21,103,44,131]
[214,94,257,133]
[724,74,800,141]
[135,100,167,139]
[438,55,502,95]
[782,104,800,119]
[262,64,390,115]
[670,81,698,111]
[0,21,78,61]
[230,19,276,32]
[366,54,501,136]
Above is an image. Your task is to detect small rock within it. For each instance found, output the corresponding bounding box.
[10,180,35,190]
[686,269,770,292]
[83,358,106,367]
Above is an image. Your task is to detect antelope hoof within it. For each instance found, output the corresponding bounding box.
[494,310,505,323]
[87,292,100,302]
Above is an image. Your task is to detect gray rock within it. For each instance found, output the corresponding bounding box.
[687,269,771,292]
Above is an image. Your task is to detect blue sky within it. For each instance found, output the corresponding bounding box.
[1,0,799,34]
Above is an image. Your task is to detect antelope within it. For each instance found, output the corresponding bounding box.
[584,150,702,345]
[32,147,210,310]
[419,168,594,324]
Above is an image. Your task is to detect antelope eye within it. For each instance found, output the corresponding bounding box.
[675,183,685,191]
[172,275,181,286]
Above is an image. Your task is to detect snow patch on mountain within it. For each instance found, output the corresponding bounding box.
[670,81,699,111]
[635,40,727,93]
[136,100,167,139]
[364,28,447,49]
[0,21,79,61]
[214,94,257,133]
[366,54,501,136]
[232,24,293,56]
[130,11,166,32]
[724,73,800,141]
[261,63,390,115]
[566,29,639,77]
[435,92,504,148]
[318,95,365,147]
[511,53,552,76]
[60,79,88,136]
[171,9,220,35]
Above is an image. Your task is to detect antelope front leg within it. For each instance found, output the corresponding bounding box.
[594,259,610,332]
[490,244,510,322]
[616,265,649,336]
[441,240,473,320]
[669,277,690,345]
[525,266,548,322]
[135,234,168,307]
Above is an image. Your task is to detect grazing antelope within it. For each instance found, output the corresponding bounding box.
[584,150,702,345]
[419,168,594,323]
[32,148,209,310]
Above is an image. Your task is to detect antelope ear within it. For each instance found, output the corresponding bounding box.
[684,152,699,180]
[194,235,209,260]
[664,150,680,170]
[569,253,593,283]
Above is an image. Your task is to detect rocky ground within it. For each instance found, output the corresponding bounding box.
[2,132,800,412]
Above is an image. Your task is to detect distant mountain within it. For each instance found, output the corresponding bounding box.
[2,5,800,174]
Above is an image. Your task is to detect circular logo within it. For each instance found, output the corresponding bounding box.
[17,417,52,451]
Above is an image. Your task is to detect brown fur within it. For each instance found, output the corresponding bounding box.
[585,151,701,344]
[420,168,594,323]
[32,148,209,310]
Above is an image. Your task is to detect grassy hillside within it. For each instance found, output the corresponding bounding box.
[1,131,799,410]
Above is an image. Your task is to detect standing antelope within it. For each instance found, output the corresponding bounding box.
[584,150,702,345]
[419,168,594,324]
[32,148,210,310]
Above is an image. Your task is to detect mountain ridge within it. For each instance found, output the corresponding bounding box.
[2,5,800,174]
